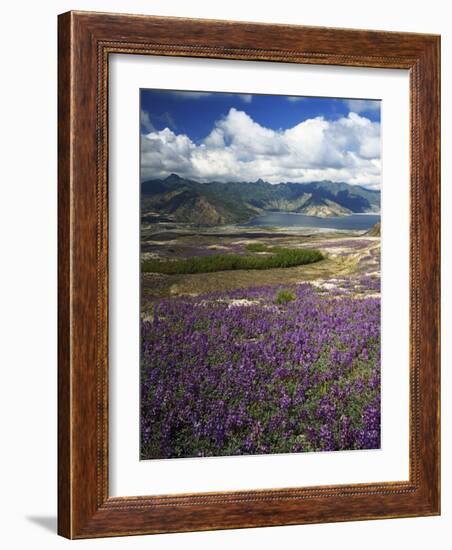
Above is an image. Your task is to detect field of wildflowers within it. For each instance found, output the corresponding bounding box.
[140,278,380,459]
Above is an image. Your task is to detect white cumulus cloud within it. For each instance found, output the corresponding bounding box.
[344,99,381,114]
[140,108,381,188]
[140,109,155,133]
[286,96,307,102]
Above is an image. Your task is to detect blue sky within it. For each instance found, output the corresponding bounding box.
[140,90,381,188]
[140,90,380,140]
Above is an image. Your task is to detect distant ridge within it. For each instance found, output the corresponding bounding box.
[141,174,380,226]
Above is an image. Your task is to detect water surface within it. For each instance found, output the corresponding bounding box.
[246,212,380,231]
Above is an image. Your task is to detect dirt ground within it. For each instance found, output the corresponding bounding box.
[140,226,380,303]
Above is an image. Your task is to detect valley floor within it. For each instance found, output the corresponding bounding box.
[141,225,380,305]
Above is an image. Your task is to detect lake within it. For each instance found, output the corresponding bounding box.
[246,212,380,231]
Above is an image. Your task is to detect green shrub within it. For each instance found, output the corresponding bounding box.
[274,290,296,305]
[245,243,268,253]
[142,247,323,275]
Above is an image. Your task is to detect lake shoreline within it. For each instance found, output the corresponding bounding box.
[245,211,380,231]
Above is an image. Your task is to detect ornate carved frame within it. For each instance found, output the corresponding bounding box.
[58,11,440,538]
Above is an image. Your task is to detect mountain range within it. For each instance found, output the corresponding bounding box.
[141,174,380,226]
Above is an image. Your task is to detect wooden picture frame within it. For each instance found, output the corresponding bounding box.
[58,10,440,539]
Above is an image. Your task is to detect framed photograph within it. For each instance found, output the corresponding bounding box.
[58,11,440,538]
